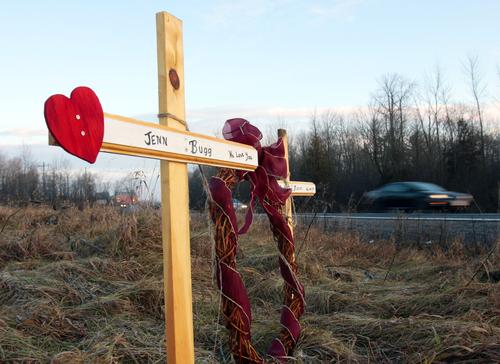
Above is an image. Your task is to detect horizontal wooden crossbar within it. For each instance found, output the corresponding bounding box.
[49,112,258,171]
[278,180,316,196]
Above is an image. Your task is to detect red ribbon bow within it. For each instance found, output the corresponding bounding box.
[222,118,292,234]
[209,118,305,361]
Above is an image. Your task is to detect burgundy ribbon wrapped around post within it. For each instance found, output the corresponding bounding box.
[222,118,291,234]
[209,118,305,362]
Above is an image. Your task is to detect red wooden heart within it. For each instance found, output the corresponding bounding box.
[44,86,104,163]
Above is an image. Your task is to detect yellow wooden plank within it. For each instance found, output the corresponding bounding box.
[99,142,257,170]
[277,180,316,196]
[49,113,258,170]
[103,112,259,150]
[156,11,195,364]
[287,192,315,197]
[278,129,294,237]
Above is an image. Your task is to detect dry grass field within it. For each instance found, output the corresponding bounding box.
[0,206,498,363]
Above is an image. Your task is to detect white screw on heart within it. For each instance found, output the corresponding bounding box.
[75,115,85,136]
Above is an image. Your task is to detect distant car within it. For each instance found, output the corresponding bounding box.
[364,182,473,212]
[232,198,248,211]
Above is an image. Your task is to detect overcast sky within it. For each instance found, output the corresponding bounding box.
[1,0,499,179]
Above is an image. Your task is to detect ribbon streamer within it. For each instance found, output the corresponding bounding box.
[209,118,305,363]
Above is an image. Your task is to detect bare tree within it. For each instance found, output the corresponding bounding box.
[415,65,453,182]
[464,54,487,164]
[369,74,415,179]
[263,116,291,146]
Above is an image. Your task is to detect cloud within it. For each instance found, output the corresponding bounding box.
[0,128,46,137]
[202,0,370,29]
[203,0,370,27]
[187,104,359,123]
[485,102,500,132]
[203,0,294,26]
[135,104,361,139]
[308,0,369,22]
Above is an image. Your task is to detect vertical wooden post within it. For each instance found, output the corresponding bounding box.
[156,12,195,364]
[278,129,294,238]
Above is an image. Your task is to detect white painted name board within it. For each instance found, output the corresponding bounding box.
[278,181,316,196]
[100,113,258,170]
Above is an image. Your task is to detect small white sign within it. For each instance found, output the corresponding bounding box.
[101,114,258,170]
[278,181,316,196]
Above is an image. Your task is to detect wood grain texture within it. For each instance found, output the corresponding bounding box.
[156,11,195,364]
[101,113,258,170]
[100,142,258,169]
[278,129,294,238]
[49,112,259,170]
[103,112,258,148]
[278,180,316,196]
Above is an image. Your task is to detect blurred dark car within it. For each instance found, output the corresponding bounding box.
[364,182,473,212]
[232,198,248,211]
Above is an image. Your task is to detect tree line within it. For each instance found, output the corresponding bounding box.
[0,150,106,209]
[0,148,160,209]
[2,59,499,212]
[288,63,500,211]
[190,60,500,212]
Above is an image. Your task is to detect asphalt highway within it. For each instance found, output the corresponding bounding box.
[296,212,500,222]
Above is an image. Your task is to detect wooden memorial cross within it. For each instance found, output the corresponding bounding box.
[45,11,259,364]
[277,129,316,233]
[45,12,316,363]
